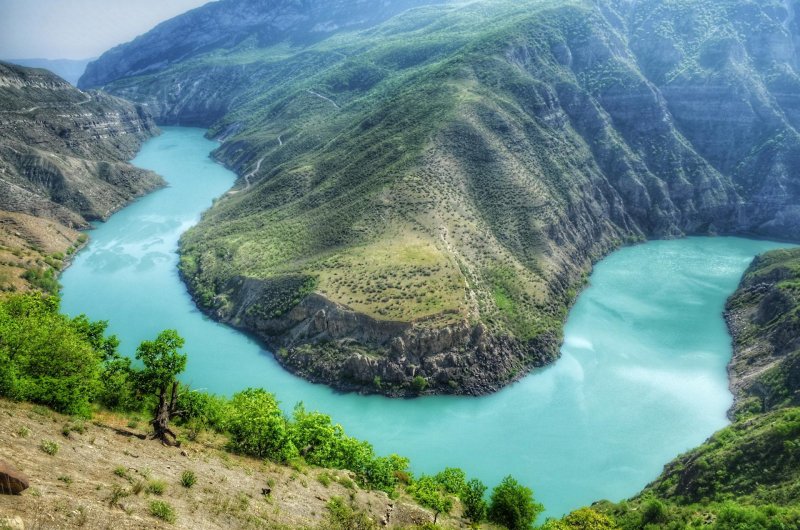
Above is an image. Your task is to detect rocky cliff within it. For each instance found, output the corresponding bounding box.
[83,0,800,395]
[725,247,800,418]
[0,62,161,293]
[0,62,162,229]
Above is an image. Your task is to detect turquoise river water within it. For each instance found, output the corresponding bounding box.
[60,127,792,517]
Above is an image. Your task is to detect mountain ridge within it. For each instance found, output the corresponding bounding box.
[79,0,800,396]
[0,61,161,293]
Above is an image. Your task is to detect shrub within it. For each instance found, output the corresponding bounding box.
[462,478,487,522]
[150,500,177,523]
[411,375,428,393]
[40,439,59,456]
[227,388,297,462]
[408,475,453,523]
[177,390,230,433]
[0,294,112,416]
[324,497,376,530]
[146,480,167,495]
[488,476,543,530]
[180,470,196,488]
[434,467,466,495]
[641,498,668,524]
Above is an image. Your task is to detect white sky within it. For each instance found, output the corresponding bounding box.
[0,0,215,60]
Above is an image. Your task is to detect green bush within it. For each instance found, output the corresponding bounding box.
[227,388,297,462]
[180,470,196,488]
[146,480,167,495]
[488,475,543,530]
[408,475,453,522]
[0,294,113,416]
[434,467,466,495]
[177,390,230,433]
[40,439,59,456]
[150,500,177,523]
[462,478,488,522]
[324,496,377,530]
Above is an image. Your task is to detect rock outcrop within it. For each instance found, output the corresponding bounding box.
[0,461,29,495]
[725,247,800,418]
[0,62,162,293]
[0,61,162,229]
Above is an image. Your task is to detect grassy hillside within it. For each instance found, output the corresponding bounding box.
[91,0,800,395]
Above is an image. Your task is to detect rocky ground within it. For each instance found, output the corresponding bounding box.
[0,399,453,529]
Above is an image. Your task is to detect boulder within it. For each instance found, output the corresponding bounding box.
[0,461,30,495]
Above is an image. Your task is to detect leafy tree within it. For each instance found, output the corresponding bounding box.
[462,478,488,522]
[409,475,453,524]
[488,475,543,530]
[227,388,297,461]
[291,404,348,466]
[97,355,138,411]
[0,293,108,416]
[135,329,187,445]
[434,467,466,495]
[541,508,617,530]
[177,390,230,434]
[363,454,408,493]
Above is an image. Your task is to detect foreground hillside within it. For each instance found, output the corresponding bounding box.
[0,399,439,529]
[82,0,800,396]
[0,62,162,292]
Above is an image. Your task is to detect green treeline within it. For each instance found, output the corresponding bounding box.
[0,292,541,528]
[4,291,799,529]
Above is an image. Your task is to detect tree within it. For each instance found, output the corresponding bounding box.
[434,467,466,495]
[135,330,187,446]
[409,475,453,524]
[227,388,297,461]
[0,293,108,416]
[462,478,488,523]
[488,476,543,530]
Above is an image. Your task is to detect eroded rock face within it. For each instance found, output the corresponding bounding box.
[725,248,800,417]
[194,279,560,396]
[0,461,29,495]
[0,62,162,227]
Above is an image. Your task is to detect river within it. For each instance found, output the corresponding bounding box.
[60,127,791,517]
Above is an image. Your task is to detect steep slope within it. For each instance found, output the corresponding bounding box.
[79,0,448,91]
[0,399,442,529]
[726,247,800,418]
[82,0,800,395]
[0,62,162,293]
[0,62,162,228]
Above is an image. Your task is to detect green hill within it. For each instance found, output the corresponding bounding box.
[82,0,800,396]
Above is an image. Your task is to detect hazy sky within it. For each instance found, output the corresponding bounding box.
[0,0,215,60]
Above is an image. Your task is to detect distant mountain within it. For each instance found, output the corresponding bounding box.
[82,0,800,397]
[5,58,93,86]
[78,0,447,89]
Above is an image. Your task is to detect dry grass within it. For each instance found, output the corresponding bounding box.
[0,399,449,529]
[314,230,465,322]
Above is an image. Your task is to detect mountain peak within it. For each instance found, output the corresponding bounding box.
[78,0,446,89]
